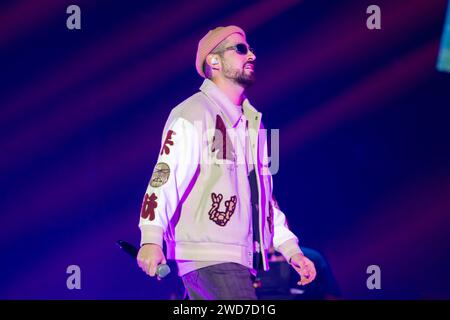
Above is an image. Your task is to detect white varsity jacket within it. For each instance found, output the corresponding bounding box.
[138,79,302,274]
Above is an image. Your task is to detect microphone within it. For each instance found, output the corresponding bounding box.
[116,240,171,280]
[155,264,171,279]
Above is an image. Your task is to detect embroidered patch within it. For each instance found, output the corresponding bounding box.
[208,192,237,227]
[211,115,235,161]
[267,203,274,232]
[140,192,158,221]
[160,130,176,155]
[150,162,170,187]
[268,196,280,232]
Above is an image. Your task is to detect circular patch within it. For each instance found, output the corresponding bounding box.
[150,162,170,187]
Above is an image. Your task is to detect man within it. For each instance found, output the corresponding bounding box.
[137,25,316,300]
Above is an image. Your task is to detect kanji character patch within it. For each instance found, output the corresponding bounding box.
[150,162,170,187]
[140,192,158,221]
[208,192,237,227]
[160,130,176,155]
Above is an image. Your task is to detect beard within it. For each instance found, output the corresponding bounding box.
[223,63,256,88]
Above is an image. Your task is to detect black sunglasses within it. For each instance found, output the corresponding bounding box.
[222,43,255,55]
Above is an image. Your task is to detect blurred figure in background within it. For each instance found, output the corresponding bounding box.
[254,245,341,300]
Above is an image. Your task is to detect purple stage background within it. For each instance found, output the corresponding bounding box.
[1,0,450,299]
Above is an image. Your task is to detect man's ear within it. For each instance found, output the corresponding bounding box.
[206,54,220,70]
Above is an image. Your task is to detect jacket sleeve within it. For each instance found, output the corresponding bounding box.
[259,121,303,262]
[138,114,201,248]
[271,194,304,263]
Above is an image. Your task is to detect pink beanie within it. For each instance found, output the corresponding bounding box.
[195,25,246,78]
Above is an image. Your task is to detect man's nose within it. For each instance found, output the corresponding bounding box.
[247,49,256,61]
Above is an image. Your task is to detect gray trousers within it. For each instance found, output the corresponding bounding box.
[181,262,258,300]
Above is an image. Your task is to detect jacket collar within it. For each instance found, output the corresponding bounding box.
[242,98,261,124]
[200,79,254,128]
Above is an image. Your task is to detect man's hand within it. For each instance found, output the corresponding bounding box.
[137,243,166,279]
[289,253,317,286]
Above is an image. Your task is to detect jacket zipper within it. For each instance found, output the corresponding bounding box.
[252,114,267,270]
